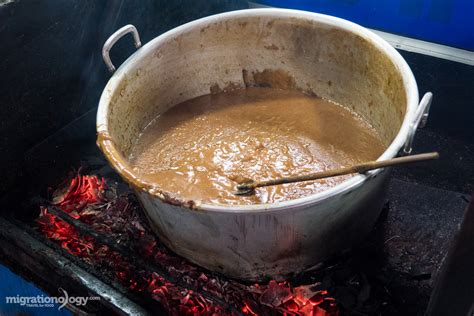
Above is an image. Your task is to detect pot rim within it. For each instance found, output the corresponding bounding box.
[97,8,419,213]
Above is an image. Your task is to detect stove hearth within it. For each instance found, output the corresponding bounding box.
[0,109,470,315]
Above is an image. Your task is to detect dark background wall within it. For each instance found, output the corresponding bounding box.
[399,51,474,143]
[0,0,248,196]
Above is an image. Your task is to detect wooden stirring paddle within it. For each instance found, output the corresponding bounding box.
[234,152,439,196]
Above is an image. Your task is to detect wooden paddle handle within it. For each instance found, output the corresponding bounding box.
[242,152,439,190]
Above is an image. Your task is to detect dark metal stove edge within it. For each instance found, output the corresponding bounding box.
[426,197,474,316]
[0,216,152,316]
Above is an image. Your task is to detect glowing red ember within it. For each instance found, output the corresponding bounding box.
[36,173,339,315]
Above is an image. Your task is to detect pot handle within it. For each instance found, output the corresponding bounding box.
[102,24,142,73]
[403,92,433,154]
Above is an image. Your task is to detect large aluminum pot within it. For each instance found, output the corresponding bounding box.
[97,9,432,281]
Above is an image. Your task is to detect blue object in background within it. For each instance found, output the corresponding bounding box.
[0,265,71,316]
[256,0,474,51]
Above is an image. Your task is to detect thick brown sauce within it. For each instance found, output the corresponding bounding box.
[129,88,385,205]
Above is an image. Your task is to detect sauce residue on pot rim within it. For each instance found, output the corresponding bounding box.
[129,87,385,205]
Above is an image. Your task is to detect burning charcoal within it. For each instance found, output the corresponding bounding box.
[79,206,102,217]
[299,303,315,315]
[198,273,209,283]
[246,284,264,295]
[36,173,340,315]
[51,174,105,212]
[259,280,293,307]
[51,175,78,205]
[242,299,260,315]
[314,306,328,316]
[282,299,299,312]
[309,291,328,305]
[293,282,323,305]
